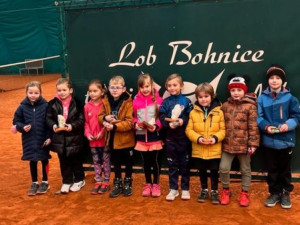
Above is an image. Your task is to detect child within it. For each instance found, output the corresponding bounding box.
[46,78,85,194]
[84,79,110,194]
[219,75,260,207]
[98,75,135,198]
[133,73,163,197]
[257,65,300,209]
[13,81,51,196]
[159,73,192,201]
[185,82,225,204]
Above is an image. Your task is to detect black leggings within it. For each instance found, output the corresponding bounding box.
[29,159,49,182]
[140,151,161,184]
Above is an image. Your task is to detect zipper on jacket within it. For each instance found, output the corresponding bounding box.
[145,99,148,142]
[210,114,213,128]
[280,105,283,119]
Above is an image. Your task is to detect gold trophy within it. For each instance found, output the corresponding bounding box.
[55,115,67,131]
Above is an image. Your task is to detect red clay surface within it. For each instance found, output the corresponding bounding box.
[0,79,300,225]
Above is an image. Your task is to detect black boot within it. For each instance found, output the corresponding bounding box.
[109,178,123,198]
[123,177,132,196]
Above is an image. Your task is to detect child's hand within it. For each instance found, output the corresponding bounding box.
[147,125,156,132]
[105,115,116,122]
[53,124,58,132]
[207,138,216,145]
[44,138,51,146]
[135,122,144,130]
[103,121,114,131]
[23,124,31,132]
[279,123,288,132]
[96,130,105,139]
[177,118,183,126]
[65,124,72,132]
[169,122,178,129]
[87,135,94,141]
[267,126,277,134]
[247,147,257,157]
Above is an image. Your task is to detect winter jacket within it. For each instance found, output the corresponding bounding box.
[186,99,225,159]
[133,89,163,143]
[46,97,84,156]
[13,97,51,161]
[222,96,260,154]
[84,100,105,147]
[159,93,192,142]
[257,87,300,149]
[98,91,135,149]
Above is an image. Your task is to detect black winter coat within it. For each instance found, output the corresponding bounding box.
[13,97,51,161]
[46,97,84,157]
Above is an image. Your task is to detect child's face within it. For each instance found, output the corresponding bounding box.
[88,84,103,102]
[139,78,152,97]
[230,88,245,100]
[268,75,283,91]
[197,91,212,107]
[57,83,73,101]
[27,86,41,103]
[109,82,125,100]
[166,78,183,96]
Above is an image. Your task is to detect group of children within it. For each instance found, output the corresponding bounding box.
[13,64,300,210]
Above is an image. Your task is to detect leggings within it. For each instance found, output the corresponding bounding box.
[140,150,161,184]
[29,159,49,182]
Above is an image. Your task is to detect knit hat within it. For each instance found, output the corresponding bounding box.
[227,76,248,93]
[266,66,286,82]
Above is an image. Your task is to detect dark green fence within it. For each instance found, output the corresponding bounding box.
[63,0,300,174]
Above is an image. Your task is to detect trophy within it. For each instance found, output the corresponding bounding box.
[165,104,184,125]
[55,115,67,131]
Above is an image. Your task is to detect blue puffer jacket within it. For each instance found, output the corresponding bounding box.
[13,97,51,161]
[159,93,192,141]
[257,87,300,149]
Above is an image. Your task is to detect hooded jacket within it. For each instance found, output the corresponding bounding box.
[186,99,225,159]
[257,87,300,149]
[222,96,260,154]
[13,97,51,161]
[46,97,84,156]
[98,91,135,149]
[133,89,163,143]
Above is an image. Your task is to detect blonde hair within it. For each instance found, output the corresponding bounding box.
[25,81,42,94]
[109,75,125,86]
[195,82,216,99]
[165,73,183,88]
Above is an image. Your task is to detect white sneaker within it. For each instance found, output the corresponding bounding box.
[166,189,179,201]
[70,180,85,192]
[181,190,191,200]
[60,184,71,194]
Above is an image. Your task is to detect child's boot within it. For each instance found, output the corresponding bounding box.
[142,183,152,197]
[239,191,249,207]
[211,190,219,205]
[109,178,123,198]
[220,188,231,205]
[197,189,209,203]
[27,182,39,196]
[123,177,133,196]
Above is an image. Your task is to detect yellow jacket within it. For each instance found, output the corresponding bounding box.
[185,100,225,159]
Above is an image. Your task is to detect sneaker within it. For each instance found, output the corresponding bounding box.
[220,189,231,205]
[60,184,71,194]
[70,180,85,192]
[142,183,152,197]
[281,189,292,209]
[239,191,249,207]
[27,183,39,196]
[166,189,179,201]
[181,190,191,200]
[152,184,161,197]
[265,193,281,207]
[91,182,102,195]
[36,182,50,195]
[110,178,123,198]
[211,190,219,205]
[98,182,110,194]
[197,189,209,203]
[123,177,133,196]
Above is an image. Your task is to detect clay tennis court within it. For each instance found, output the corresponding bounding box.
[0,77,300,225]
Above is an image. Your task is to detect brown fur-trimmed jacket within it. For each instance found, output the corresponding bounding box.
[221,96,260,154]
